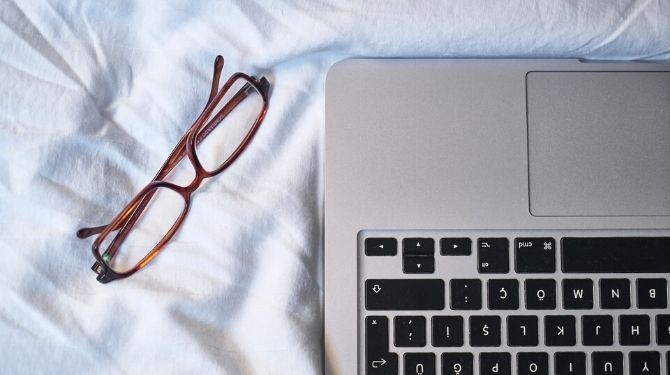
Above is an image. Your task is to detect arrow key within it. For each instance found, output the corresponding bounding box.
[403,256,435,274]
[403,238,435,256]
[365,238,397,256]
[441,238,472,256]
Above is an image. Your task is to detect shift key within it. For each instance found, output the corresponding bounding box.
[365,279,445,310]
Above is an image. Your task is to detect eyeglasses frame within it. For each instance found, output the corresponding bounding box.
[77,56,270,283]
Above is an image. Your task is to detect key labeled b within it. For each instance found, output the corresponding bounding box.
[637,279,668,309]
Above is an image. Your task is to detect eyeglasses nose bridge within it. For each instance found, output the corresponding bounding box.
[182,173,206,195]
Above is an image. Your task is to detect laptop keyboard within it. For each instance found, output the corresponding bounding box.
[359,232,670,375]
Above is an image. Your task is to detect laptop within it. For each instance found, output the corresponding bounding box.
[324,59,670,375]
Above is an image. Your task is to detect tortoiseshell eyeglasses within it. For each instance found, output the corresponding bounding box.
[77,56,270,283]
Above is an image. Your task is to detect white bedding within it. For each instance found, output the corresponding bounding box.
[1,1,668,374]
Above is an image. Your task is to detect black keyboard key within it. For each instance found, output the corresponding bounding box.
[507,316,539,347]
[404,353,435,375]
[403,256,434,274]
[515,237,556,273]
[600,279,631,309]
[630,352,660,375]
[469,316,501,347]
[365,238,397,256]
[432,316,464,347]
[592,352,623,375]
[637,279,668,309]
[488,279,519,310]
[517,353,548,375]
[403,238,435,275]
[367,353,398,375]
[450,279,482,310]
[395,316,425,347]
[442,353,473,375]
[562,237,670,273]
[525,279,557,310]
[477,238,509,274]
[555,352,586,375]
[403,238,435,256]
[545,315,576,346]
[365,279,445,310]
[657,315,670,345]
[582,315,614,346]
[620,315,650,346]
[563,279,593,309]
[480,353,511,375]
[441,238,472,256]
[366,316,390,355]
[366,316,398,375]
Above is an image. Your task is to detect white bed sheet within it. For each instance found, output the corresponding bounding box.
[0,1,668,374]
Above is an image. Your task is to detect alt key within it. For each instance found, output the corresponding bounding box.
[478,238,510,274]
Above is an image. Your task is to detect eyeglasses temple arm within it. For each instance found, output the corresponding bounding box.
[151,55,226,182]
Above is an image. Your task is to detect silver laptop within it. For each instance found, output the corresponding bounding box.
[324,59,670,375]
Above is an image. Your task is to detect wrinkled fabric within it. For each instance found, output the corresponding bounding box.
[0,1,668,374]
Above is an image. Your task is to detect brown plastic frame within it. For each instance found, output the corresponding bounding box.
[77,56,270,283]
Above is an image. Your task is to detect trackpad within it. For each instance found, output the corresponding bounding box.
[527,71,670,216]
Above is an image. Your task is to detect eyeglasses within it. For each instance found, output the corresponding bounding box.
[77,56,270,283]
